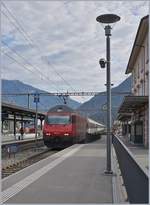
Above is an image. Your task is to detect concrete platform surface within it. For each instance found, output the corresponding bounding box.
[2,134,42,145]
[2,137,113,204]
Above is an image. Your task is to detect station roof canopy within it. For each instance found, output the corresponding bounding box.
[125,15,149,74]
[2,102,46,119]
[118,96,148,114]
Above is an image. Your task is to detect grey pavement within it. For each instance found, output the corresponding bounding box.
[2,136,113,204]
[2,133,41,143]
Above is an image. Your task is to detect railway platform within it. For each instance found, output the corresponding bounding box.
[2,136,121,204]
[2,132,42,144]
[2,136,42,146]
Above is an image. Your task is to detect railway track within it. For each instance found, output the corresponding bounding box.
[2,148,59,179]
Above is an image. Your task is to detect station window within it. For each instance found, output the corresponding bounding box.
[137,63,140,78]
[141,82,144,96]
[132,74,134,89]
[133,69,136,83]
[145,75,149,95]
[146,37,149,63]
[141,50,145,73]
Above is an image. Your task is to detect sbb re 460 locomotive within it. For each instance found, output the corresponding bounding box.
[43,105,87,148]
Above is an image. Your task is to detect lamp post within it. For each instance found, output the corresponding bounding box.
[96,14,120,174]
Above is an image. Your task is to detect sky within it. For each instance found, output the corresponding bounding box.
[1,0,149,103]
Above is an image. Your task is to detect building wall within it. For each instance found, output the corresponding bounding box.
[132,33,149,96]
[131,32,149,147]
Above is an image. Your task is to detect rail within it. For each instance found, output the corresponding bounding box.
[112,135,149,204]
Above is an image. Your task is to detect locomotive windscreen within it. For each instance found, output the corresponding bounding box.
[48,105,74,112]
[45,115,71,125]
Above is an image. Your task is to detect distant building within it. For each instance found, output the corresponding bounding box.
[118,15,149,147]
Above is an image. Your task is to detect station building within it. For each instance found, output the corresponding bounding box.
[118,15,149,147]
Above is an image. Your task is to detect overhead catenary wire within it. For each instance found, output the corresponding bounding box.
[2,51,38,75]
[1,91,132,96]
[2,69,48,108]
[2,42,63,104]
[1,10,34,48]
[2,41,63,92]
[1,26,64,104]
[1,11,62,90]
[2,52,63,105]
[1,2,81,96]
[2,2,76,93]
[3,6,83,101]
[2,67,63,107]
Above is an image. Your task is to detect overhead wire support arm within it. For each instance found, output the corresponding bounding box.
[1,91,132,96]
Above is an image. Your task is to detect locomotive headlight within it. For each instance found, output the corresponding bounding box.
[64,133,69,136]
[46,133,51,136]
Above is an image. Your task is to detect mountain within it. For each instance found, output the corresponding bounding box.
[2,79,81,111]
[2,77,132,121]
[77,76,132,124]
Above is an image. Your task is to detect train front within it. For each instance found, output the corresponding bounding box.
[43,113,74,148]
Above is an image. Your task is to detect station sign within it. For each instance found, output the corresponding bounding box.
[34,92,40,103]
[2,112,8,120]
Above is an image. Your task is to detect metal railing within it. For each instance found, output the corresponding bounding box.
[112,135,149,204]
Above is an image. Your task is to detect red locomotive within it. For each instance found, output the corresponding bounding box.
[43,105,87,148]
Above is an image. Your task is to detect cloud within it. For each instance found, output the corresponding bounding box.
[1,0,149,103]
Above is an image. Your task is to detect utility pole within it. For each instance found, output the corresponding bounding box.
[27,93,30,109]
[34,91,40,147]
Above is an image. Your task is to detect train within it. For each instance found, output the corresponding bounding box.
[43,105,105,148]
[86,118,105,142]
